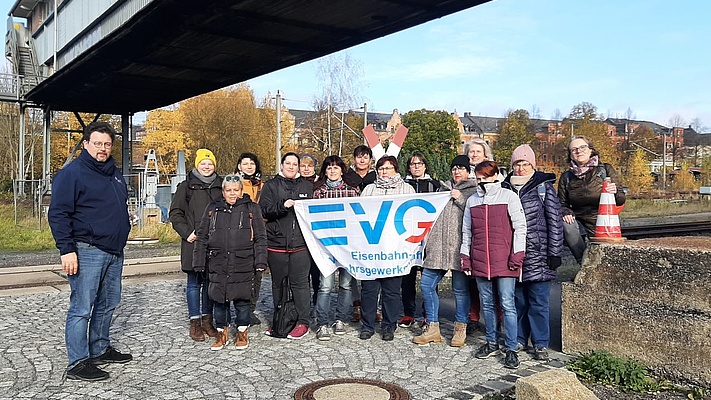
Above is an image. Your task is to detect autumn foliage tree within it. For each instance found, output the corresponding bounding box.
[625,148,654,195]
[557,102,620,169]
[142,84,283,176]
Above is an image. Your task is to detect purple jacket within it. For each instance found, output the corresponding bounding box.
[460,182,527,280]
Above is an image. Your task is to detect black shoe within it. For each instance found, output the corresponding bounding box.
[66,360,109,382]
[250,313,261,326]
[474,342,500,359]
[466,321,481,335]
[532,347,549,361]
[359,330,374,340]
[89,346,132,365]
[381,331,394,341]
[504,350,520,369]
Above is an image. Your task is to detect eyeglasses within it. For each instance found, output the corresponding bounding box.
[569,144,589,154]
[224,175,241,182]
[410,162,424,167]
[451,166,468,172]
[89,141,112,149]
[377,166,395,172]
[513,162,532,169]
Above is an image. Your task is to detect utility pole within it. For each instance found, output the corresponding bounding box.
[275,91,282,172]
[363,102,368,145]
[662,128,669,190]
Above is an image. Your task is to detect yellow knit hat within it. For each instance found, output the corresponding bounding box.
[195,149,217,169]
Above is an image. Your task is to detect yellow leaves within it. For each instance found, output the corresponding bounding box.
[626,148,654,195]
[143,84,284,176]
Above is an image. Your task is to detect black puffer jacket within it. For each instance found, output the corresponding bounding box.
[557,163,625,236]
[169,171,223,272]
[506,171,564,282]
[260,174,313,250]
[193,196,267,303]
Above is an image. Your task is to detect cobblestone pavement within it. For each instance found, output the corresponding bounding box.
[0,274,569,400]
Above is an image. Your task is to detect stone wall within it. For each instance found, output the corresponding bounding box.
[561,237,711,386]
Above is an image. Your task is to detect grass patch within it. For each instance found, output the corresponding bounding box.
[0,202,180,251]
[622,198,711,218]
[0,203,56,251]
[129,223,180,243]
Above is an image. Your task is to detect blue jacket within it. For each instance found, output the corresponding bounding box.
[48,149,130,256]
[505,171,564,282]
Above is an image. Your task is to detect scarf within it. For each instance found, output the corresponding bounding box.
[239,171,262,186]
[375,174,403,189]
[510,172,534,191]
[326,179,343,188]
[570,155,599,178]
[192,168,217,184]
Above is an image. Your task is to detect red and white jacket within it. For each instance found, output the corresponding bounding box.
[460,181,527,280]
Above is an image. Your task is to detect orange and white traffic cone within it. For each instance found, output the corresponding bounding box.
[590,178,626,243]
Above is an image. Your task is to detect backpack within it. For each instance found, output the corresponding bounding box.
[271,276,299,338]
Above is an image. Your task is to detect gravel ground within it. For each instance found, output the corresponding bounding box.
[0,242,181,268]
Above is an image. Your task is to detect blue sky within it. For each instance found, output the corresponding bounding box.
[247,0,711,130]
[2,0,709,130]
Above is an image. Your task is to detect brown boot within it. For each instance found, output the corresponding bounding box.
[189,318,205,341]
[201,315,219,338]
[412,321,442,345]
[450,322,467,347]
[210,326,229,351]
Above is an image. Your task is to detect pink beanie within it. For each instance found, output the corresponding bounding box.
[511,144,536,168]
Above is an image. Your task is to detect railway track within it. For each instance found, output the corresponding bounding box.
[621,214,711,239]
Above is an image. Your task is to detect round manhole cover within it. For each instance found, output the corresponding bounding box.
[294,378,410,400]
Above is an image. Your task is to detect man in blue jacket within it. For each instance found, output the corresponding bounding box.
[48,122,132,381]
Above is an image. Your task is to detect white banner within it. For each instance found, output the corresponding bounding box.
[294,192,451,280]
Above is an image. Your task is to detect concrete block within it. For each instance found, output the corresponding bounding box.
[515,369,598,400]
[562,237,711,386]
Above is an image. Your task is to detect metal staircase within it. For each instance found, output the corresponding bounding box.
[3,17,44,102]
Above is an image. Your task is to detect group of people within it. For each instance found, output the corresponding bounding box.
[48,120,625,381]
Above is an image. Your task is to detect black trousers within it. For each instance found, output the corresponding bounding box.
[268,249,312,326]
[361,276,403,334]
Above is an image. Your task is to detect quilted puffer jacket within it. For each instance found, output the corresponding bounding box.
[505,171,564,282]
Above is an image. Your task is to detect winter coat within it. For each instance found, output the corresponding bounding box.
[504,171,564,282]
[48,149,130,256]
[405,175,441,193]
[460,182,527,280]
[557,162,625,236]
[242,177,263,203]
[360,176,415,197]
[192,196,267,303]
[260,173,313,250]
[422,178,478,271]
[344,168,376,192]
[169,171,223,272]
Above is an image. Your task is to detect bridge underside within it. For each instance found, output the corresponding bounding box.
[26,0,490,115]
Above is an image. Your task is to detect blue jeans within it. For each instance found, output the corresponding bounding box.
[420,269,470,323]
[515,280,552,349]
[315,269,354,326]
[213,299,250,329]
[186,271,213,318]
[476,277,517,351]
[65,243,124,368]
[563,219,587,264]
